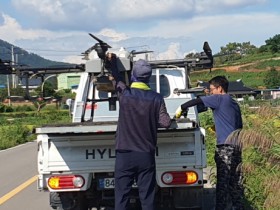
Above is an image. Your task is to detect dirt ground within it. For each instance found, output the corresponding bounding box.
[213,56,280,72]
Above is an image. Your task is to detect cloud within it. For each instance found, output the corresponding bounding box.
[0,13,51,43]
[97,29,129,42]
[156,43,183,60]
[11,0,269,31]
[2,0,279,62]
[12,0,66,20]
[137,12,280,51]
[62,55,85,64]
[107,0,195,20]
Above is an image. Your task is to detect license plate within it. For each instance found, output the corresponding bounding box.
[98,178,137,189]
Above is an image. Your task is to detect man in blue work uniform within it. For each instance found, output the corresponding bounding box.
[108,54,171,210]
[175,75,244,210]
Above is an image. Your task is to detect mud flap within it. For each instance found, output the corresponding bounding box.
[173,187,203,209]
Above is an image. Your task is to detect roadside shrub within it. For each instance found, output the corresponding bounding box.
[199,110,216,166]
[239,106,280,209]
[38,110,70,124]
[0,123,30,150]
[0,103,6,112]
[201,105,280,209]
[32,98,47,113]
[0,109,71,150]
[14,105,35,112]
[5,106,14,112]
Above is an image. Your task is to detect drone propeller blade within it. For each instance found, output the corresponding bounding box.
[131,50,154,55]
[83,46,96,55]
[203,41,212,53]
[89,33,112,48]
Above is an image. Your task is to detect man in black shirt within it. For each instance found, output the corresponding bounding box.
[109,54,171,210]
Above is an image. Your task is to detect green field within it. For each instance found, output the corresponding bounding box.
[190,69,267,88]
[190,54,280,88]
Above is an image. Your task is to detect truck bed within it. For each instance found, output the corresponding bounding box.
[36,119,197,134]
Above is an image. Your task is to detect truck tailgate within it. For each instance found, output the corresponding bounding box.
[37,120,205,174]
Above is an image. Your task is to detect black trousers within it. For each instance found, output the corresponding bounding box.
[114,150,156,210]
[215,144,244,210]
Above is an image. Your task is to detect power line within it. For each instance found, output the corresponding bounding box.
[1,46,80,55]
[24,48,80,53]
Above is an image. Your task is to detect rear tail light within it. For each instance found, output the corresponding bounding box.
[48,175,85,189]
[161,171,198,185]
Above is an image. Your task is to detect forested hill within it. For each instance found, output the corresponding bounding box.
[0,39,69,68]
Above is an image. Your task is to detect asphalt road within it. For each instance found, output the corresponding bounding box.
[0,141,216,210]
[0,141,50,210]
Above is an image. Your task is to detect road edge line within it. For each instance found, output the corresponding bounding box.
[0,175,37,205]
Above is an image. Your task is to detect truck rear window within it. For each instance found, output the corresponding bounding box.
[98,75,170,99]
[99,91,108,99]
[149,75,170,98]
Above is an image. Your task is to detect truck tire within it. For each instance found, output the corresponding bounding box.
[50,192,89,210]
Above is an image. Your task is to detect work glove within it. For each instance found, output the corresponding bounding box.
[174,106,183,119]
[106,53,119,80]
[105,53,117,69]
[174,106,188,119]
[174,106,182,119]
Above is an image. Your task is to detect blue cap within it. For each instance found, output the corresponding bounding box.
[132,59,152,83]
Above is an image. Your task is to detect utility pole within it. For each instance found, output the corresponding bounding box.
[11,46,15,88]
[6,74,10,105]
[5,46,13,105]
[14,53,18,87]
[11,46,18,88]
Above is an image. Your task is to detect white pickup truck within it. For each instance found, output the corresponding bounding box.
[35,38,213,210]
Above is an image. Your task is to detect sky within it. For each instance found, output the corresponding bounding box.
[0,0,280,64]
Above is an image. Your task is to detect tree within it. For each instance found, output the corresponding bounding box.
[258,45,270,53]
[217,42,257,64]
[10,86,25,96]
[35,81,55,97]
[0,89,8,101]
[263,67,280,89]
[219,42,256,56]
[32,97,46,113]
[240,42,257,54]
[265,34,280,53]
[42,82,55,97]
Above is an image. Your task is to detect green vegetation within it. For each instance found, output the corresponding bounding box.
[214,34,280,66]
[0,105,71,150]
[240,106,280,209]
[200,34,280,89]
[263,67,280,89]
[200,105,280,210]
[189,35,280,89]
[190,70,267,88]
[251,58,280,70]
[261,34,280,53]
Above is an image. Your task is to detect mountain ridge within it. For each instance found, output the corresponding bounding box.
[0,39,69,68]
